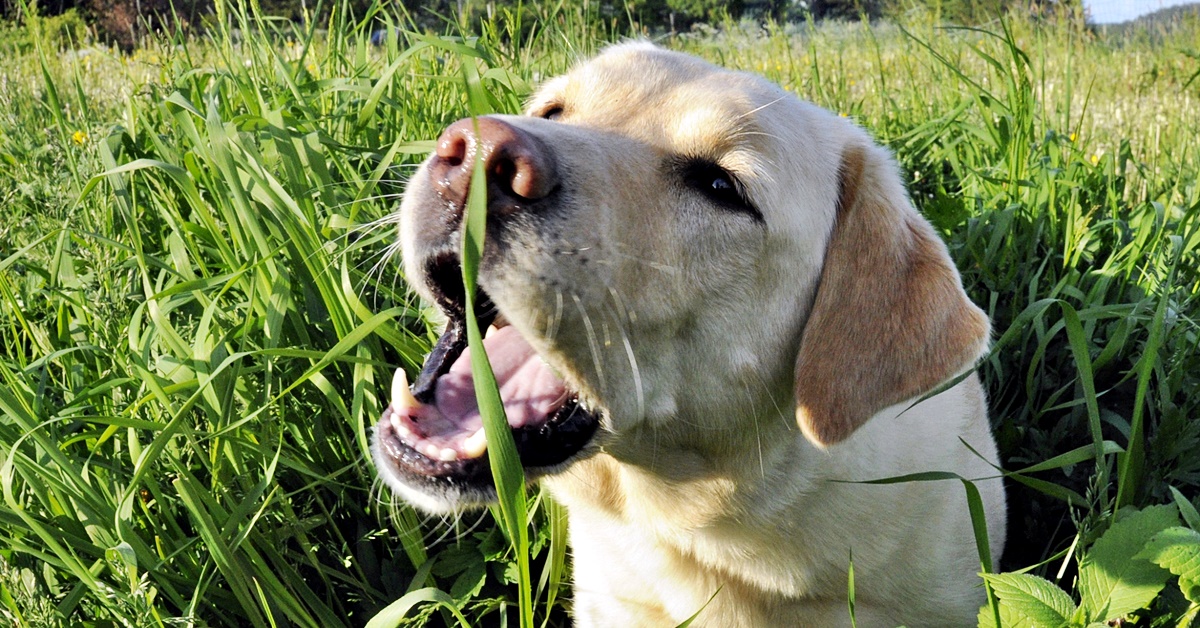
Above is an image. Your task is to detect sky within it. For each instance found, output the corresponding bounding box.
[1082,0,1200,23]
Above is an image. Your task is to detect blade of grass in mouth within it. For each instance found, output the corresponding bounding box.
[458,51,535,628]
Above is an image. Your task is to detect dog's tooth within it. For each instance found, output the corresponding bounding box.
[391,368,420,412]
[389,411,403,436]
[461,429,488,458]
[391,414,413,440]
[486,324,499,338]
[421,442,442,459]
[437,447,459,462]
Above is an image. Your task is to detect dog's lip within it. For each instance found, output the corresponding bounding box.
[375,393,600,479]
[375,256,601,481]
[389,324,572,458]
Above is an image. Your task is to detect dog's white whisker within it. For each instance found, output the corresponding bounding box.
[604,286,645,424]
[729,129,785,143]
[546,289,564,345]
[734,95,788,121]
[362,241,401,289]
[605,246,680,275]
[571,292,607,394]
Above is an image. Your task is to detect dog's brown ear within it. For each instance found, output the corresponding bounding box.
[794,141,990,447]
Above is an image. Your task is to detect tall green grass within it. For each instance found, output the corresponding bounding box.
[1,2,1198,626]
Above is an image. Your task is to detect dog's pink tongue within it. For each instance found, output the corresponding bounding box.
[433,326,567,432]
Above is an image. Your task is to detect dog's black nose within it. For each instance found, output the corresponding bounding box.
[429,117,558,216]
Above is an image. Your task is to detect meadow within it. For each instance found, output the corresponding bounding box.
[1,2,1199,625]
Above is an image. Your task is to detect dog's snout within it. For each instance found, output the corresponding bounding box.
[430,117,558,214]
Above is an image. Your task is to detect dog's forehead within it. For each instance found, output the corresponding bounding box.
[529,45,791,156]
[525,44,845,230]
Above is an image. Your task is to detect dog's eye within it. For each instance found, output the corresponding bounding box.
[539,106,564,121]
[681,159,762,221]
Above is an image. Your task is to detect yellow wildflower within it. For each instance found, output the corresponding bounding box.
[72,130,87,145]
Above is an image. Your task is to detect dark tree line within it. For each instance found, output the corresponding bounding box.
[3,0,1075,51]
[0,0,784,50]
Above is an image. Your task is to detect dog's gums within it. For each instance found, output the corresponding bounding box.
[373,267,600,500]
[386,325,582,462]
[389,367,486,461]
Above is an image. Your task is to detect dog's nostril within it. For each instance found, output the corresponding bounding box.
[436,133,469,168]
[492,157,527,200]
[493,159,515,183]
[506,153,551,201]
[429,117,559,214]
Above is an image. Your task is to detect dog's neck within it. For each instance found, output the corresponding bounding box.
[542,410,821,532]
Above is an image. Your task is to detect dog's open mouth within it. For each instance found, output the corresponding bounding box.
[374,254,600,494]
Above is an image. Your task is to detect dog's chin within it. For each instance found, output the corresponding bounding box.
[370,256,602,513]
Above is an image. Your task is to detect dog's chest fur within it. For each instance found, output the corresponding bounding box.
[544,379,997,627]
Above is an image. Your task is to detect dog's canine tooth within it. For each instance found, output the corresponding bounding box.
[461,428,488,458]
[391,368,420,413]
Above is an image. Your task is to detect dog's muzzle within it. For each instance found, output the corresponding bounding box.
[372,117,600,507]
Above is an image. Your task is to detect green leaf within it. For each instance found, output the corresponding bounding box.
[1170,486,1200,532]
[975,596,1037,628]
[105,541,139,594]
[431,544,483,578]
[1078,505,1179,621]
[459,53,534,628]
[1061,304,1105,485]
[0,580,20,625]
[449,560,487,601]
[1175,602,1200,628]
[848,551,857,628]
[536,493,569,624]
[675,587,721,628]
[1116,263,1173,508]
[1010,441,1124,476]
[364,587,470,628]
[1134,526,1200,603]
[981,572,1075,627]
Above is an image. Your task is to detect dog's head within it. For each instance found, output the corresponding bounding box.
[371,43,989,512]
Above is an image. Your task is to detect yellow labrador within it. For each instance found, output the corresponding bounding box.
[372,42,1006,627]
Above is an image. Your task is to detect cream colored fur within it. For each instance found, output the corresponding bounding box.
[395,42,1006,627]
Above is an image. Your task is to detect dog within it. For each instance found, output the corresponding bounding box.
[372,42,1006,627]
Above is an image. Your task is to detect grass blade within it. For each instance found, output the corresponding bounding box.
[457,44,534,628]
